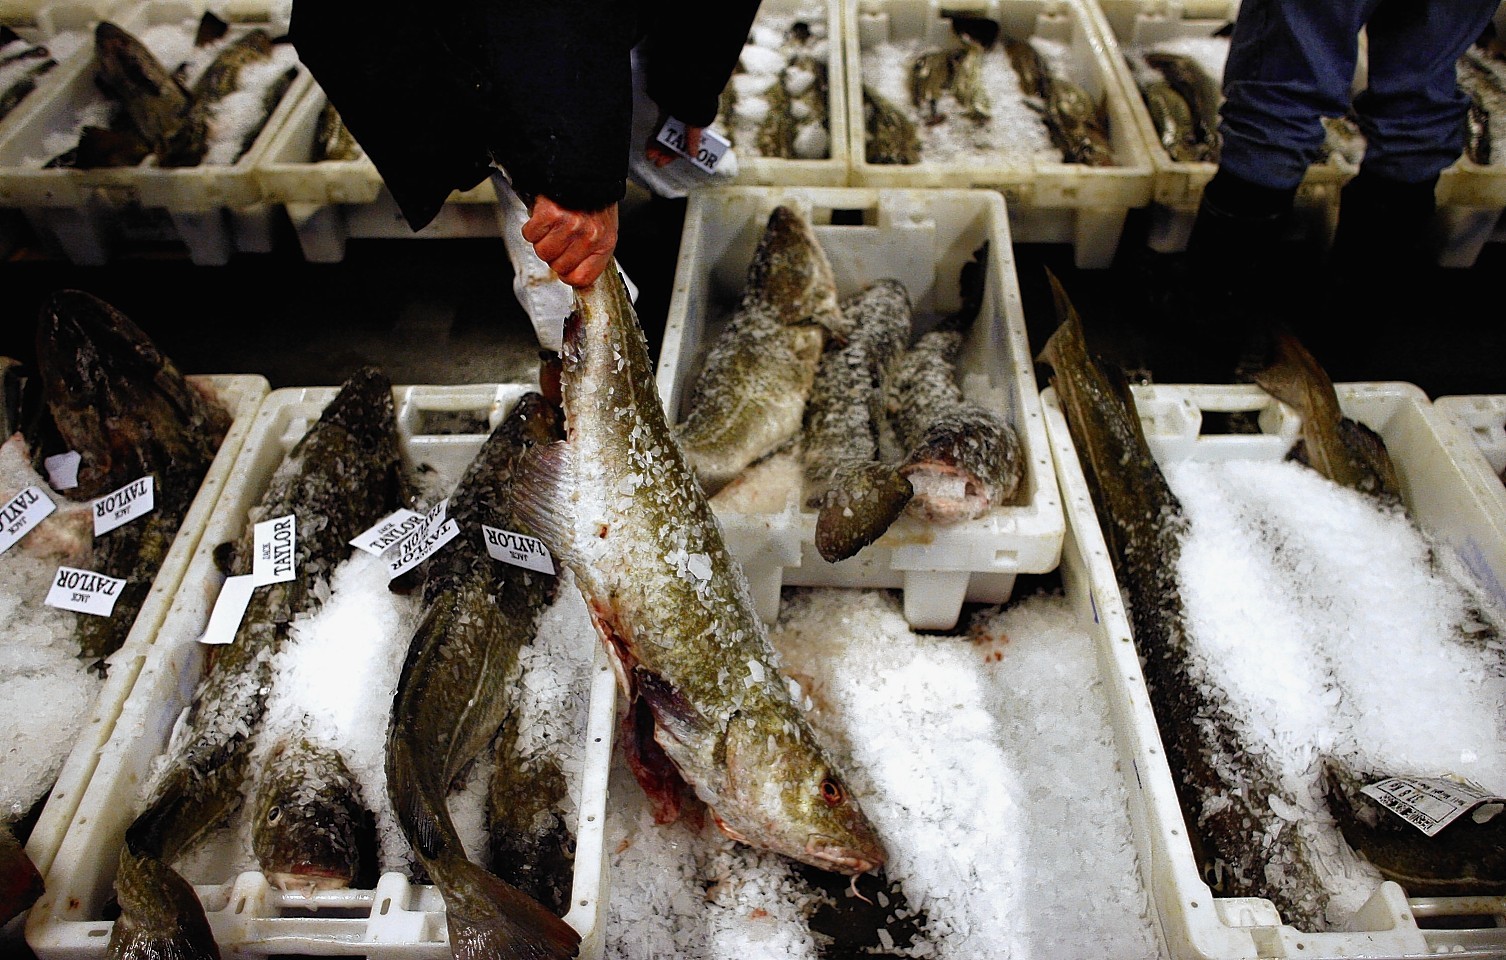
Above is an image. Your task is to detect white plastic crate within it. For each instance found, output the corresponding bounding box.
[24,382,614,960]
[719,0,850,188]
[0,372,266,960]
[0,0,309,265]
[1043,380,1506,959]
[657,186,1064,631]
[844,0,1154,268]
[1431,394,1506,609]
[0,1,116,146]
[1089,0,1349,253]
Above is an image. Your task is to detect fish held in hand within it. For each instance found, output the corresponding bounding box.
[513,264,886,877]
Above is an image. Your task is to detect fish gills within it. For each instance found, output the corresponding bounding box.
[109,367,407,960]
[386,392,579,960]
[512,264,886,877]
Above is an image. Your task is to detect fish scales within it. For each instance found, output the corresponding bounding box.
[386,392,580,960]
[889,330,1022,523]
[109,367,408,960]
[160,27,273,167]
[1038,274,1332,928]
[803,280,915,563]
[513,264,885,878]
[251,734,376,894]
[863,85,921,164]
[1144,51,1221,158]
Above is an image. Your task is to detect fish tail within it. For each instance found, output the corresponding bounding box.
[108,844,220,960]
[1250,329,1323,418]
[430,853,580,960]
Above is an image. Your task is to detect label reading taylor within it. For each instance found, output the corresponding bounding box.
[0,486,57,556]
[482,525,555,574]
[92,476,154,536]
[45,565,126,617]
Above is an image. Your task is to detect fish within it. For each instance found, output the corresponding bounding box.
[486,724,574,916]
[947,37,991,122]
[1322,759,1506,897]
[1466,89,1491,165]
[803,280,914,563]
[386,391,580,960]
[1251,330,1401,501]
[312,98,361,162]
[159,27,275,167]
[1144,51,1221,159]
[1002,33,1049,101]
[0,32,56,124]
[1320,114,1365,167]
[889,330,1022,524]
[0,823,43,927]
[1141,78,1205,162]
[44,126,153,170]
[92,21,191,156]
[674,205,848,496]
[908,47,952,122]
[109,367,408,960]
[251,733,378,896]
[511,263,886,877]
[35,290,232,663]
[863,85,921,164]
[1040,77,1114,166]
[1037,271,1331,928]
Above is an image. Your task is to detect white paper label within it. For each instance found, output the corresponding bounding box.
[44,451,81,490]
[482,525,555,574]
[92,476,154,536]
[1360,776,1506,836]
[0,486,57,556]
[253,515,297,585]
[387,518,459,579]
[45,565,127,617]
[349,508,424,556]
[198,574,257,645]
[655,118,731,175]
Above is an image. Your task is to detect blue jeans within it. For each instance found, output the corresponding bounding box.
[1219,0,1499,189]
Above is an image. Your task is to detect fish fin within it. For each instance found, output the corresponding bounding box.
[193,11,229,46]
[622,694,693,825]
[432,855,580,960]
[510,442,576,564]
[1250,329,1323,418]
[109,847,219,960]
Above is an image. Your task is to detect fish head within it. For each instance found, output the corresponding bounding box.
[713,710,885,876]
[251,737,372,891]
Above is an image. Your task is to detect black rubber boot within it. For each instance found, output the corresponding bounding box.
[1329,168,1438,276]
[1168,169,1298,383]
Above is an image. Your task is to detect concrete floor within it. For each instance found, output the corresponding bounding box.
[2,200,1504,401]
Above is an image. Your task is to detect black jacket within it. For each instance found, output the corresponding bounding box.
[290,0,761,231]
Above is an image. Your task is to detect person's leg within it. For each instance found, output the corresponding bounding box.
[1331,0,1499,272]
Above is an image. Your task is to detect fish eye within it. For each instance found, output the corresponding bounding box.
[820,779,844,806]
[267,805,281,824]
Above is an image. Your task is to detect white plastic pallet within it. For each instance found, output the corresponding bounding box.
[657,186,1064,630]
[0,0,308,265]
[25,383,615,960]
[844,0,1154,268]
[1043,380,1506,959]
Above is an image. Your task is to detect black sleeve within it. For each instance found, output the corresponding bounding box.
[472,0,638,210]
[641,0,763,127]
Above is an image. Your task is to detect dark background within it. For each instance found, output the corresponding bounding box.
[3,198,1504,400]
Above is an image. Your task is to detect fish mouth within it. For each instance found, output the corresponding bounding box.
[804,836,881,876]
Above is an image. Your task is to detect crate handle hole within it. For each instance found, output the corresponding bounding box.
[993,549,1018,565]
[379,898,392,916]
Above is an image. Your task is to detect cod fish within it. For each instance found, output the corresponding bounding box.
[91,21,191,156]
[0,27,57,123]
[1252,330,1400,501]
[804,279,914,563]
[387,391,579,960]
[36,290,232,663]
[159,26,276,167]
[251,733,377,895]
[312,99,361,162]
[889,330,1022,524]
[109,367,407,960]
[1141,78,1205,162]
[1144,51,1221,160]
[1038,272,1332,927]
[863,85,921,164]
[512,264,886,877]
[1041,77,1114,166]
[675,205,849,495]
